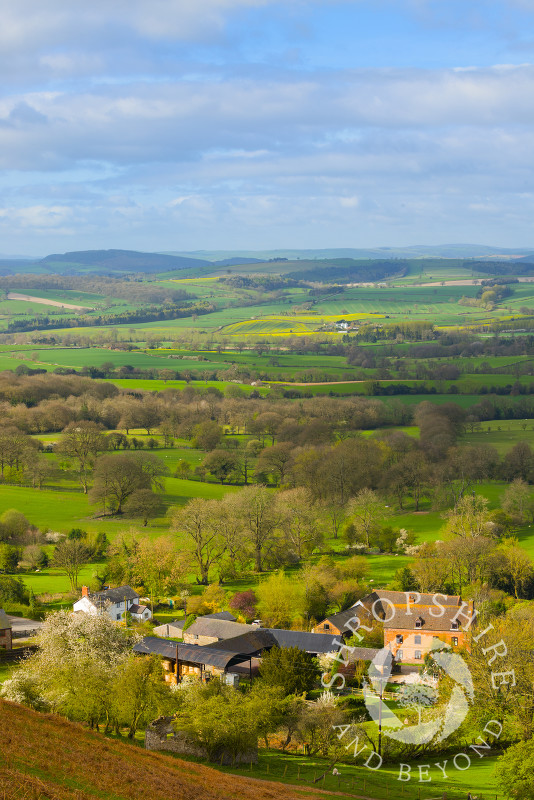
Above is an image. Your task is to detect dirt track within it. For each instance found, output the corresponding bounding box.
[6,292,93,310]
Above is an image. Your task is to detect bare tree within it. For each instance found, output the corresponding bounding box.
[59,421,107,493]
[52,539,90,590]
[170,498,225,585]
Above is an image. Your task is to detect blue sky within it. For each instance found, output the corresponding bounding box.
[1,0,534,255]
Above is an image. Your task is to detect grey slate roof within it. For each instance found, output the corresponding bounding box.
[184,617,255,640]
[133,636,252,670]
[383,606,467,632]
[320,606,362,634]
[213,629,277,655]
[165,619,186,630]
[341,646,380,662]
[87,585,139,607]
[364,590,461,608]
[203,611,237,621]
[266,628,340,654]
[129,604,148,615]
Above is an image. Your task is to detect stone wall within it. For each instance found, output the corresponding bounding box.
[145,717,258,766]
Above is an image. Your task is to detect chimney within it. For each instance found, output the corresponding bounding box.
[81,585,89,597]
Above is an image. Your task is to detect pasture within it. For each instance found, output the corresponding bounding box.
[215,748,501,800]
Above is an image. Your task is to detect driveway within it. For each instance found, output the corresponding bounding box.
[7,615,43,640]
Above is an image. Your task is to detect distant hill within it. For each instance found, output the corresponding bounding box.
[40,249,210,274]
[0,699,310,800]
[213,257,266,267]
[164,244,534,262]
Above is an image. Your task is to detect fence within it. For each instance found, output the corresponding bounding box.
[12,630,39,640]
[0,646,37,664]
[226,756,504,800]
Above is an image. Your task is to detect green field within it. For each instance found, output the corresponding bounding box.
[212,748,502,800]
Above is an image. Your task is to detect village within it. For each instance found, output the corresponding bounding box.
[0,584,478,764]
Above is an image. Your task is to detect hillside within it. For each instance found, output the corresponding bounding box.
[0,700,321,800]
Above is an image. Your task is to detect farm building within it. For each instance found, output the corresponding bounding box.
[182,617,257,646]
[133,636,257,683]
[0,609,12,651]
[153,612,237,640]
[153,619,186,639]
[265,628,340,656]
[314,590,472,665]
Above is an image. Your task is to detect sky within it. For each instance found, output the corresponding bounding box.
[1,0,534,255]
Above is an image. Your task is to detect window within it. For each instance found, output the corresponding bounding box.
[324,623,330,630]
[415,651,421,660]
[414,635,421,644]
[116,614,121,620]
[396,634,403,643]
[451,620,459,630]
[397,649,403,660]
[415,619,422,628]
[452,637,458,647]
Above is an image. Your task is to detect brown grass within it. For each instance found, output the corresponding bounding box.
[0,701,333,800]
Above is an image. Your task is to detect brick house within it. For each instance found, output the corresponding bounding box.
[0,609,12,651]
[313,590,473,664]
[312,604,363,638]
[380,592,472,664]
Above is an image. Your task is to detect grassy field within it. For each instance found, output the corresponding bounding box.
[17,276,526,341]
[0,471,238,539]
[212,748,502,800]
[464,418,534,453]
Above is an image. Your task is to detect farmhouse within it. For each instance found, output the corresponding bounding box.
[0,609,12,651]
[73,585,152,623]
[313,590,472,664]
[383,597,471,664]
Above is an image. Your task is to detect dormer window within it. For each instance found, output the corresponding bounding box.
[415,618,423,629]
[451,620,459,630]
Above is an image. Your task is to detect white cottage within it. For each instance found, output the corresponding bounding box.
[73,585,152,622]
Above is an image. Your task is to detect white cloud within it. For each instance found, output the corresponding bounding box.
[1,2,534,250]
[0,65,534,173]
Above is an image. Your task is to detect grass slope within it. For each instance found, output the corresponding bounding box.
[0,699,341,800]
